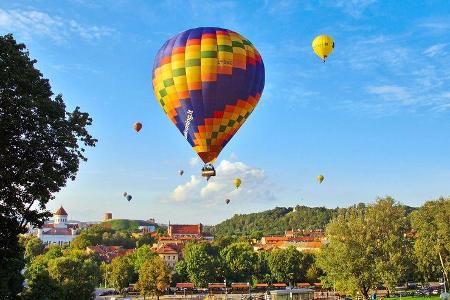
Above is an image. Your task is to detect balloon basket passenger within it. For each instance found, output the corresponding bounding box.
[201,164,216,181]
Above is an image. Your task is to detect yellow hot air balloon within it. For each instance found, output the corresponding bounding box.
[234,178,241,189]
[317,175,325,184]
[312,35,334,62]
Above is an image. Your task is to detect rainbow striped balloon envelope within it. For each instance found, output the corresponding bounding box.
[152,27,265,164]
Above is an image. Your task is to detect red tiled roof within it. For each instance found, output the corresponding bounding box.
[169,224,202,236]
[43,223,55,228]
[232,283,250,289]
[42,228,73,235]
[156,245,178,254]
[297,283,311,288]
[289,236,317,242]
[255,284,269,287]
[302,242,322,248]
[54,206,68,216]
[272,283,287,287]
[208,283,225,288]
[176,283,194,289]
[262,236,288,243]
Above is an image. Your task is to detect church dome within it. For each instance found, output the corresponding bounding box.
[54,206,68,216]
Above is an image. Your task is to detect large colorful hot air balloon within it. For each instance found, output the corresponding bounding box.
[152,27,265,177]
[312,35,334,62]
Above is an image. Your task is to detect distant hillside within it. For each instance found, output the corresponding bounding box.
[211,206,338,239]
[102,219,157,231]
[211,204,417,239]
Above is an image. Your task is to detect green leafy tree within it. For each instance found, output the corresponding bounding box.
[269,246,307,286]
[172,260,189,284]
[221,242,257,282]
[108,256,134,294]
[24,255,61,300]
[135,233,156,248]
[183,242,220,287]
[412,197,450,287]
[130,244,157,273]
[253,251,272,283]
[43,244,64,260]
[0,34,96,299]
[317,197,412,299]
[25,236,45,262]
[48,255,100,300]
[137,256,171,300]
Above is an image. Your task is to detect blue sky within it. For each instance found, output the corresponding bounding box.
[1,0,450,224]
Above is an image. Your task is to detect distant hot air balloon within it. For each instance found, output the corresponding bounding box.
[312,35,334,62]
[179,170,184,176]
[152,27,265,179]
[134,122,143,132]
[233,178,241,189]
[126,195,132,202]
[225,199,230,205]
[123,192,127,197]
[317,175,325,184]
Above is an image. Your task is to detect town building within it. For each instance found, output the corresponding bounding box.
[86,245,134,263]
[154,244,179,269]
[167,223,213,240]
[255,229,325,253]
[37,206,79,246]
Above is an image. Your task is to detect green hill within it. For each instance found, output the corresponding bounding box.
[211,206,338,239]
[102,219,156,231]
[211,203,417,239]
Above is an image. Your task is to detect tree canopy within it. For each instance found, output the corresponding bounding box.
[0,34,96,299]
[317,197,412,299]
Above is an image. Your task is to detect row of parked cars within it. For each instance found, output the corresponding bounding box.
[394,287,445,297]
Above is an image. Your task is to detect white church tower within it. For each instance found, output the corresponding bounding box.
[54,206,68,228]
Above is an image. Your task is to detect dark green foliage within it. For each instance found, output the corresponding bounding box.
[212,206,337,238]
[0,34,96,299]
[102,219,158,231]
[182,242,222,287]
[24,248,100,300]
[221,242,257,283]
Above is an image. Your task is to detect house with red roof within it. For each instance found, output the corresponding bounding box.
[154,244,180,269]
[37,206,79,246]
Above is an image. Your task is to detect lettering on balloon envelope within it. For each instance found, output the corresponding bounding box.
[183,110,193,139]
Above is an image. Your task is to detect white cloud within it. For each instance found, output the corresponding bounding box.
[172,175,200,202]
[330,0,376,18]
[423,43,447,58]
[200,181,227,198]
[419,21,450,32]
[0,8,114,43]
[165,160,276,205]
[367,85,412,105]
[189,157,200,167]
